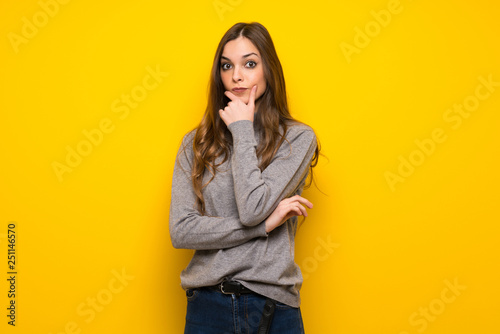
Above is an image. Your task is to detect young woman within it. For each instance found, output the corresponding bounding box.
[169,22,320,334]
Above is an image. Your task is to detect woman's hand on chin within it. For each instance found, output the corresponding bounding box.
[219,85,257,126]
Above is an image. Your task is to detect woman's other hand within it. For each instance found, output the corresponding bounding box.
[264,195,313,233]
[219,85,257,126]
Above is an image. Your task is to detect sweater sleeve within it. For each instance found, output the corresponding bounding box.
[169,132,268,250]
[227,120,317,227]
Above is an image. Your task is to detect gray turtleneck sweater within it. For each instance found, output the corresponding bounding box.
[169,119,317,307]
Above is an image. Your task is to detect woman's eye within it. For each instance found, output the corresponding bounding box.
[221,63,231,70]
[246,61,257,68]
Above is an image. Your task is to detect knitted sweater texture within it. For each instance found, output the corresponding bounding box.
[169,119,317,307]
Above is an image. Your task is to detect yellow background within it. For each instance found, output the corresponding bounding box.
[1,0,499,333]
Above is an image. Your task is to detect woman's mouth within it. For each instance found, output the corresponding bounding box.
[232,87,248,93]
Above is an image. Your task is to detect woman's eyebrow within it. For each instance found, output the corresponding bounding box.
[221,52,260,61]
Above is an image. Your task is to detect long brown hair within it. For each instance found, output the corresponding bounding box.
[192,22,320,215]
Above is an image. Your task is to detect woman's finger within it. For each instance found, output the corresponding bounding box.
[224,90,239,101]
[295,203,308,217]
[292,195,313,209]
[283,203,307,219]
[248,85,257,108]
[282,205,304,222]
[280,195,313,209]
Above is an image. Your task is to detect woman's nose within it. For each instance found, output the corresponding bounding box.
[232,66,243,82]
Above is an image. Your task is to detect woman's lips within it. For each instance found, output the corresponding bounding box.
[232,87,248,93]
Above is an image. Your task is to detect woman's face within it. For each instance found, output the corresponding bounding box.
[220,36,267,106]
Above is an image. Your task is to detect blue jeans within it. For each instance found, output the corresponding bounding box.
[184,287,305,334]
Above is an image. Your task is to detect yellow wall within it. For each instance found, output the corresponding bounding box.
[1,0,499,333]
